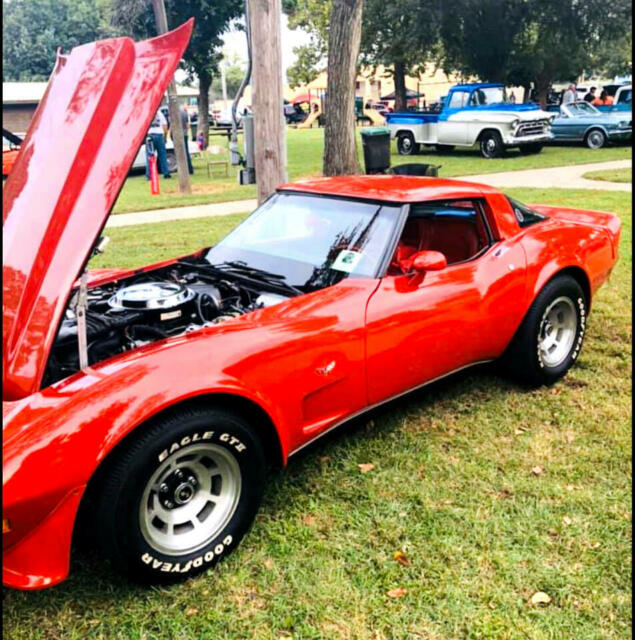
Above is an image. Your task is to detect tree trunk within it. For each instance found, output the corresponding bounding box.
[522,83,531,103]
[198,70,211,151]
[394,60,407,111]
[535,75,550,110]
[150,0,191,194]
[323,0,363,176]
[249,0,287,203]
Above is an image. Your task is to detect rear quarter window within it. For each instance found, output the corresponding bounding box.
[506,196,547,228]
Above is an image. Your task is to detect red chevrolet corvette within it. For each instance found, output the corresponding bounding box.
[2,23,621,590]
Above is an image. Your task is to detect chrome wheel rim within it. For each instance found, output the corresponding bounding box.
[400,136,412,153]
[483,137,498,157]
[587,131,605,149]
[139,443,241,556]
[538,296,577,367]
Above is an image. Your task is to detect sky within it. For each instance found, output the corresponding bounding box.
[220,14,312,74]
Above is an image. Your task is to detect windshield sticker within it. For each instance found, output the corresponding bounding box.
[332,250,362,273]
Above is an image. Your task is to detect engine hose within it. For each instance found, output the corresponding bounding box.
[129,325,169,341]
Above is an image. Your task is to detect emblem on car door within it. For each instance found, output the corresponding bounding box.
[316,360,336,376]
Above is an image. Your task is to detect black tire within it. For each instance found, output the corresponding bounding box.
[94,405,266,585]
[519,143,544,154]
[585,128,607,149]
[479,130,505,158]
[397,132,419,156]
[435,144,455,153]
[166,151,178,173]
[500,275,587,387]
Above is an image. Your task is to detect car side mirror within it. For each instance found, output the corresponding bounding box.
[412,250,447,272]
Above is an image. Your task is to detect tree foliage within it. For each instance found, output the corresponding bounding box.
[2,0,114,81]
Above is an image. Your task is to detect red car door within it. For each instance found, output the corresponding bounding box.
[364,201,527,405]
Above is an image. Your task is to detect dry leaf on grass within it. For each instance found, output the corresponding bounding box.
[386,587,408,598]
[303,514,316,526]
[393,550,411,567]
[358,463,375,473]
[263,557,275,570]
[531,465,545,476]
[562,516,573,526]
[185,607,199,617]
[590,542,601,549]
[550,387,562,395]
[530,591,552,606]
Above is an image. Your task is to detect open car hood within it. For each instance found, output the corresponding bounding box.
[2,20,193,401]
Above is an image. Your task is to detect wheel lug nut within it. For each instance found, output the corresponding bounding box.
[190,477,197,486]
[166,501,174,508]
[175,469,183,479]
[160,483,169,493]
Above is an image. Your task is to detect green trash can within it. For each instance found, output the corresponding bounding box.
[361,126,391,174]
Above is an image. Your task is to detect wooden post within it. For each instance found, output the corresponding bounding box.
[151,0,191,194]
[249,0,286,204]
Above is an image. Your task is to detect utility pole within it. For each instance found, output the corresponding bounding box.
[151,0,191,194]
[248,0,286,204]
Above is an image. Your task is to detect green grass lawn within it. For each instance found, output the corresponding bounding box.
[4,188,630,639]
[583,168,632,183]
[112,127,631,214]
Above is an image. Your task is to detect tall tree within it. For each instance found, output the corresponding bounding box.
[360,0,442,111]
[112,0,243,148]
[2,0,114,81]
[323,0,363,176]
[439,0,529,84]
[509,0,632,107]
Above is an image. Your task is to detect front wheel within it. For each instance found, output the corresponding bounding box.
[585,129,607,149]
[519,143,544,154]
[479,131,505,158]
[94,405,266,585]
[500,275,587,386]
[397,132,419,155]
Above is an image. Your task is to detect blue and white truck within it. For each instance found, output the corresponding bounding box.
[386,82,554,158]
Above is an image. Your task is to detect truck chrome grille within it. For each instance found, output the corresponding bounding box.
[515,121,548,137]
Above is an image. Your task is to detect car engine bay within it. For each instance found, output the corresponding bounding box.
[43,257,294,387]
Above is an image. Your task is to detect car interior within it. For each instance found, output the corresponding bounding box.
[388,199,491,275]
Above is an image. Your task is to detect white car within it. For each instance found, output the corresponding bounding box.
[130,138,201,173]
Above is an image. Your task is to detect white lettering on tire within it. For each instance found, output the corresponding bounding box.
[158,431,247,462]
[141,535,234,572]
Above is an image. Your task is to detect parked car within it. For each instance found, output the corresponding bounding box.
[548,101,632,148]
[3,24,622,591]
[130,137,201,173]
[386,82,554,158]
[2,129,22,178]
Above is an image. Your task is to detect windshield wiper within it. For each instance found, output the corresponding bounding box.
[210,260,304,295]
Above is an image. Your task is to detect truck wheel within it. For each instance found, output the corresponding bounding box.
[585,129,607,149]
[479,131,505,158]
[519,143,544,154]
[94,405,266,585]
[500,275,587,387]
[397,132,419,155]
[435,144,455,153]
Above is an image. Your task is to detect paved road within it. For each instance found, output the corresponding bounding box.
[106,159,631,228]
[461,159,631,192]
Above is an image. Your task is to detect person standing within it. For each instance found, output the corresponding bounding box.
[583,86,596,102]
[145,108,170,179]
[562,83,577,104]
[180,104,194,175]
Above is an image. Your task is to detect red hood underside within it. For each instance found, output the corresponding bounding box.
[2,20,193,401]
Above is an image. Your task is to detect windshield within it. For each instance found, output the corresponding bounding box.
[470,86,506,106]
[565,102,599,116]
[205,192,400,291]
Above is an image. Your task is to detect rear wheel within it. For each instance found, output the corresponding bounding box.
[500,275,587,386]
[397,132,419,155]
[94,405,266,584]
[479,131,505,158]
[166,151,178,173]
[585,128,607,149]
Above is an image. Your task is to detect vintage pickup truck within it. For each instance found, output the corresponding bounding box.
[386,82,554,158]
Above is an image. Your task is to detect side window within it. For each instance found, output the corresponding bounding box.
[389,199,492,274]
[448,91,469,109]
[505,195,547,228]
